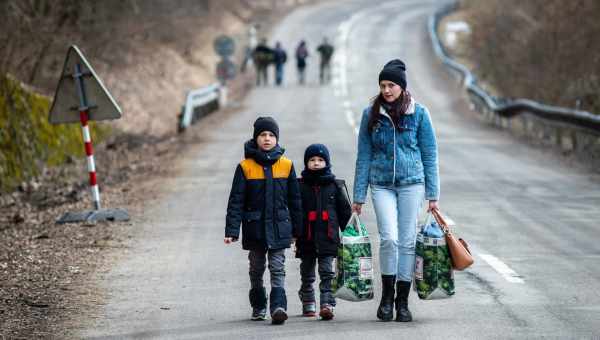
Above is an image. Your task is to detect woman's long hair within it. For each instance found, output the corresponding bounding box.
[368,90,412,133]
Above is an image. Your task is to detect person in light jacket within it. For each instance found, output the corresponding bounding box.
[352,59,440,322]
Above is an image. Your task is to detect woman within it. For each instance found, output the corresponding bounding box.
[352,59,440,322]
[295,40,309,85]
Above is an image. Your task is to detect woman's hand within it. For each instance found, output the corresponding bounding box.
[352,203,363,215]
[427,200,439,212]
[224,237,238,244]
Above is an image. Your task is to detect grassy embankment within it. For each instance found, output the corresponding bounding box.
[0,74,110,192]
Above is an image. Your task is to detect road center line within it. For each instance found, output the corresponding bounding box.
[479,254,525,283]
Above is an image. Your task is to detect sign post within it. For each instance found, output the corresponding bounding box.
[213,35,237,86]
[49,45,129,224]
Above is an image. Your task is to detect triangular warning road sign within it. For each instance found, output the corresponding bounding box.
[49,45,122,124]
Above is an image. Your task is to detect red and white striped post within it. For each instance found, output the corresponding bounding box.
[74,62,101,211]
[79,110,101,210]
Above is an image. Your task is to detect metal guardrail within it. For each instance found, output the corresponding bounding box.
[428,2,600,132]
[178,83,226,133]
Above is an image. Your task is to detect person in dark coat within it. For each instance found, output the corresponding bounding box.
[295,40,309,85]
[273,41,287,86]
[316,37,334,84]
[253,38,274,86]
[295,143,352,320]
[225,116,302,325]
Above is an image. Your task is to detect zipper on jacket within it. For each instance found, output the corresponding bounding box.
[380,110,397,185]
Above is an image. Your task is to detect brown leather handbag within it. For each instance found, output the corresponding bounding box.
[431,209,474,271]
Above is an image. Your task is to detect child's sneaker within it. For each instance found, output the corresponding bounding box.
[319,304,334,320]
[302,302,317,317]
[271,307,288,325]
[251,308,267,321]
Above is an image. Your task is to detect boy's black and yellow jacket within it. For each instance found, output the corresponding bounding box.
[295,169,352,258]
[226,140,302,251]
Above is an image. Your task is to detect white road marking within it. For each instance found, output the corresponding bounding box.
[336,5,384,136]
[479,254,525,283]
[345,109,358,135]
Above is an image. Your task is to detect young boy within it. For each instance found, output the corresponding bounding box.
[296,143,351,320]
[225,116,302,325]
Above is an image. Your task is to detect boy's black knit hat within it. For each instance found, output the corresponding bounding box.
[253,116,279,140]
[304,143,331,167]
[378,59,407,90]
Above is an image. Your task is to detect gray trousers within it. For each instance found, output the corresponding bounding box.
[248,248,286,289]
[299,256,336,306]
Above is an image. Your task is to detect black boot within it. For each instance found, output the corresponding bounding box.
[376,275,395,321]
[395,280,413,322]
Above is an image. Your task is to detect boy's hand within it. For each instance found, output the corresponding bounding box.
[224,237,238,244]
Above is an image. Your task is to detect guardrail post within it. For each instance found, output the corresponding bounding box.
[219,86,228,108]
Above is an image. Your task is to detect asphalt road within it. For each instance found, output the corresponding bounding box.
[81,1,600,339]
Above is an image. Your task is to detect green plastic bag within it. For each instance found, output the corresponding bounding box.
[333,213,374,301]
[414,213,455,300]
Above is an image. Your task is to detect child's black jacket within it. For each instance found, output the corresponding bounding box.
[295,176,352,258]
[225,140,303,251]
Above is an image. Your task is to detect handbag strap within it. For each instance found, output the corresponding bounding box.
[431,208,450,234]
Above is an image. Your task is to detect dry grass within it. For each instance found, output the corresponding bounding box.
[443,0,600,114]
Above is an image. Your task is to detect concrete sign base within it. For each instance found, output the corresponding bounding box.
[57,208,130,224]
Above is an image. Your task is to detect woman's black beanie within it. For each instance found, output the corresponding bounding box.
[378,59,407,90]
[253,116,279,140]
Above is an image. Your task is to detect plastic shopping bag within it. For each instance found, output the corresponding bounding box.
[333,213,374,301]
[414,213,455,300]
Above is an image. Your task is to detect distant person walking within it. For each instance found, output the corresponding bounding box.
[316,37,334,85]
[273,42,288,86]
[295,40,309,85]
[253,38,274,86]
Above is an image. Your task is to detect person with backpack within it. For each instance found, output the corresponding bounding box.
[295,143,352,320]
[295,40,309,85]
[253,38,274,86]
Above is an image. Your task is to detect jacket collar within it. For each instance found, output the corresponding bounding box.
[379,97,416,117]
[244,139,284,165]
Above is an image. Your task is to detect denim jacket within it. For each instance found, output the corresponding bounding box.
[353,99,439,203]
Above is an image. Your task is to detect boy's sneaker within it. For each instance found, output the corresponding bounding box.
[319,304,334,320]
[302,302,317,317]
[271,307,288,325]
[251,308,267,321]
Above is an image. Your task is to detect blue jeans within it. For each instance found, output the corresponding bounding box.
[371,183,424,281]
[275,64,284,86]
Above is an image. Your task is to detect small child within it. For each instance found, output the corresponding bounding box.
[296,143,352,320]
[225,117,302,325]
